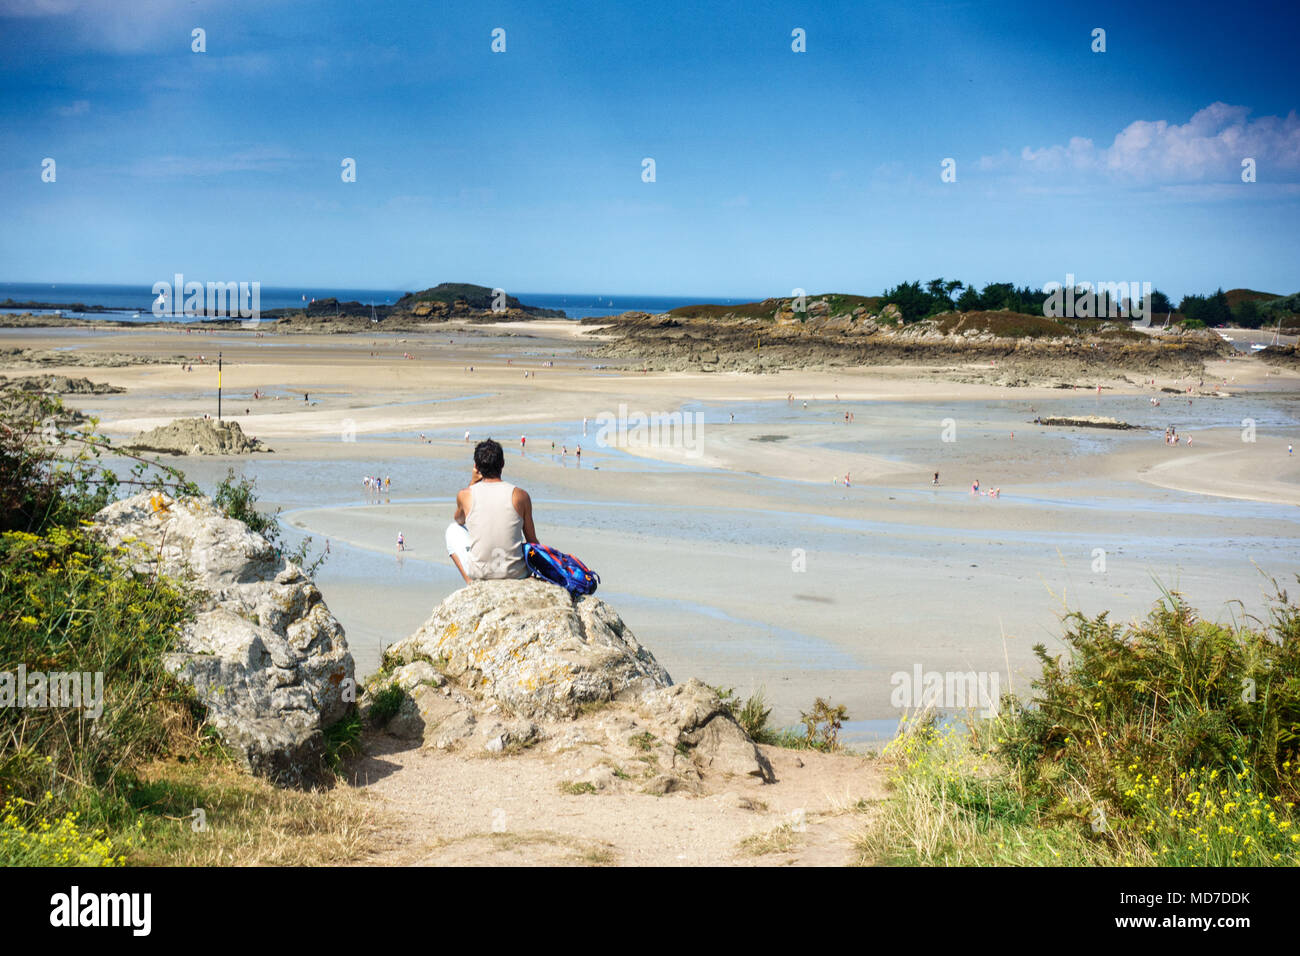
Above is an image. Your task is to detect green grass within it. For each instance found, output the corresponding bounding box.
[365,683,405,725]
[857,585,1300,866]
[0,396,367,865]
[0,522,199,813]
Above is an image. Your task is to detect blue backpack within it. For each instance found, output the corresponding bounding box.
[524,543,600,596]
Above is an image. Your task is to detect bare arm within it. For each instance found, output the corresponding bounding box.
[453,487,471,525]
[514,486,539,544]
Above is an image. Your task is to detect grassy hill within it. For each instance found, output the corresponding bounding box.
[393,283,563,316]
[667,293,884,321]
[1224,288,1283,309]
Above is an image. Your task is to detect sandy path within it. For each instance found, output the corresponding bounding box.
[350,734,884,867]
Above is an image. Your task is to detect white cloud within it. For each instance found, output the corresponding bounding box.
[55,99,89,116]
[986,103,1300,184]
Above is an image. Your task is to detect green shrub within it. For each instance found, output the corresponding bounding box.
[736,689,774,742]
[1000,587,1300,805]
[799,697,849,751]
[0,393,196,535]
[365,683,405,725]
[212,468,326,574]
[0,523,198,807]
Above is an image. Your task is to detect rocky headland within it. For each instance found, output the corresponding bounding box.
[580,297,1234,384]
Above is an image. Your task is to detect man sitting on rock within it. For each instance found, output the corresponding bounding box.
[446,438,538,584]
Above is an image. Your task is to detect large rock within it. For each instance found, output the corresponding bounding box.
[126,417,271,455]
[388,579,671,720]
[376,581,775,787]
[94,492,353,786]
[641,680,775,782]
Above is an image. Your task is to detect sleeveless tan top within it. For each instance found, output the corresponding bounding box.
[465,480,528,579]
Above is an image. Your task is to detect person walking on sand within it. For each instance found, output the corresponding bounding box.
[396,532,405,552]
[520,435,526,451]
[446,439,538,584]
[933,472,939,485]
[971,479,980,494]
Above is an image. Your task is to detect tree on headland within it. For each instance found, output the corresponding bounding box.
[956,285,982,311]
[881,280,932,322]
[1234,298,1262,328]
[1179,288,1232,326]
[1145,289,1173,317]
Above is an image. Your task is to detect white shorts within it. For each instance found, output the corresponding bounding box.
[446,521,476,576]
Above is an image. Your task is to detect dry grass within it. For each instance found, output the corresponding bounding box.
[738,822,801,856]
[125,758,383,867]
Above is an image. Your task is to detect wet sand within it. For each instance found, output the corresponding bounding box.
[7,322,1300,735]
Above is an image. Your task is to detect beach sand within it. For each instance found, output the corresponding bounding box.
[6,322,1299,736]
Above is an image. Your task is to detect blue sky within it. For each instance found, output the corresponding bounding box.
[1,0,1297,299]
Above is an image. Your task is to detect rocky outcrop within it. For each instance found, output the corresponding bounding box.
[94,493,353,786]
[581,307,1228,382]
[1036,415,1136,429]
[640,680,775,781]
[368,580,774,787]
[0,346,177,367]
[126,417,271,455]
[387,578,671,720]
[0,374,124,394]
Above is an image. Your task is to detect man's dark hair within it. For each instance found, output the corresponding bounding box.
[474,438,505,479]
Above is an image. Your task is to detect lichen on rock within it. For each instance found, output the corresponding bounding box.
[94,492,353,786]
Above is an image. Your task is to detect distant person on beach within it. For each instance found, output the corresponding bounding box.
[396,532,405,552]
[446,439,538,584]
[933,472,939,485]
[971,479,980,494]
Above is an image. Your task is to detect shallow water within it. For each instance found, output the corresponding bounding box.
[102,383,1300,725]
